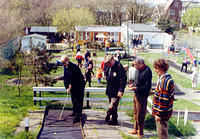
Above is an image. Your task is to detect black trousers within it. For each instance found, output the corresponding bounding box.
[85,77,91,87]
[181,63,187,72]
[71,91,84,118]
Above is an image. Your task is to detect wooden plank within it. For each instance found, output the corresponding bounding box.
[33,97,71,101]
[33,97,133,101]
[33,87,132,93]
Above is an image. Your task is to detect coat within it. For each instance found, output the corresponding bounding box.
[105,61,127,98]
[63,61,85,93]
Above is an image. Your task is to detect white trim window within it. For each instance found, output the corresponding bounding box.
[168,10,175,16]
[175,2,178,7]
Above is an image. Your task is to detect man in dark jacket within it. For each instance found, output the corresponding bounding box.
[59,55,85,123]
[104,55,127,125]
[128,58,152,138]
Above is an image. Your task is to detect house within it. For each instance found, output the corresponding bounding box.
[162,0,183,23]
[25,26,60,43]
[21,34,47,53]
[121,22,173,49]
[75,26,122,43]
[75,22,172,49]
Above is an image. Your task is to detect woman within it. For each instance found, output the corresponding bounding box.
[152,59,175,139]
[191,67,198,93]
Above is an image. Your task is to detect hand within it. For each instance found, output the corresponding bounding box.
[66,89,71,94]
[117,91,123,98]
[69,84,72,89]
[155,116,161,121]
[129,86,137,91]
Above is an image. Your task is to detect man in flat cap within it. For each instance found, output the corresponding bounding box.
[104,55,127,125]
[58,55,85,123]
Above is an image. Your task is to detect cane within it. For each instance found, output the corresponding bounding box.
[58,93,68,120]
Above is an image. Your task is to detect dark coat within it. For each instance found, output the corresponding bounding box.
[63,61,85,93]
[105,61,127,98]
[134,65,152,101]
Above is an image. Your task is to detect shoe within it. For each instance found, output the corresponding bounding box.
[128,130,137,134]
[108,120,118,125]
[73,118,80,123]
[105,115,110,123]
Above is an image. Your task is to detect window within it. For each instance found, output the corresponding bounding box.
[175,2,178,7]
[168,10,175,16]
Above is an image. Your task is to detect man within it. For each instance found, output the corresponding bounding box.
[58,55,85,123]
[104,55,127,125]
[105,39,110,52]
[84,50,91,68]
[128,58,152,138]
[153,59,174,139]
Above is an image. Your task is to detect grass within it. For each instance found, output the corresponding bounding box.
[0,47,200,138]
[0,74,38,138]
[126,112,196,137]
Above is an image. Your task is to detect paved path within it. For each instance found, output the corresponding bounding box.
[83,109,157,139]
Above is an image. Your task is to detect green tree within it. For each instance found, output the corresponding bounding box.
[182,8,200,30]
[158,16,177,34]
[26,48,57,87]
[52,7,96,33]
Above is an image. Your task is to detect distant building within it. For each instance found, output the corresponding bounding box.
[75,22,173,49]
[21,34,47,53]
[75,26,122,43]
[24,26,60,43]
[162,0,183,23]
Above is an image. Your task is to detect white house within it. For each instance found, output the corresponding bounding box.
[75,22,172,49]
[121,22,173,49]
[21,34,47,53]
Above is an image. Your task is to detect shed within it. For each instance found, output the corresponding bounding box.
[21,34,47,53]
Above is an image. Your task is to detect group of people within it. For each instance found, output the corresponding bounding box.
[58,53,175,139]
[75,50,103,87]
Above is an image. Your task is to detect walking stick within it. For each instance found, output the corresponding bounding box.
[58,93,68,120]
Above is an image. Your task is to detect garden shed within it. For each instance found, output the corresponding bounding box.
[21,34,47,53]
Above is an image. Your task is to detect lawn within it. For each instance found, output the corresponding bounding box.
[0,47,200,138]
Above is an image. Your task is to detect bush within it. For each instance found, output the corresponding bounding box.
[126,111,196,137]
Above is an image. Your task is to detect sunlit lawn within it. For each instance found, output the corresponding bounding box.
[1,47,200,138]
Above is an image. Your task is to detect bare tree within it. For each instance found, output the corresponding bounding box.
[127,0,153,23]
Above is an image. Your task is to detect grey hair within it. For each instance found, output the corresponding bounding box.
[134,57,145,64]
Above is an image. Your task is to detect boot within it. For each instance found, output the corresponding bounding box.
[105,111,111,123]
[108,119,118,125]
[108,114,118,125]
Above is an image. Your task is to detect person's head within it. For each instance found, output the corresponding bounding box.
[133,58,145,70]
[88,64,92,68]
[60,55,69,67]
[153,59,169,76]
[104,55,115,67]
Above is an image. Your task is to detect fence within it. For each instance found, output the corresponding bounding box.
[33,87,153,113]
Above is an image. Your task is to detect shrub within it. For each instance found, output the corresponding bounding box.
[126,111,196,137]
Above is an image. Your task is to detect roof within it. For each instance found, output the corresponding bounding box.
[75,26,122,32]
[163,0,174,14]
[22,34,47,40]
[129,23,161,32]
[30,26,57,33]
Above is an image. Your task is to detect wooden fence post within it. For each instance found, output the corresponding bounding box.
[34,91,37,105]
[87,91,90,109]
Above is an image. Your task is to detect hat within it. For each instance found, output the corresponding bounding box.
[104,55,113,63]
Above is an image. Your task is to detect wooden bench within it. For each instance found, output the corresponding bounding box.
[33,87,153,113]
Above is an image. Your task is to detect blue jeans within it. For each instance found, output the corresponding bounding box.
[97,78,101,83]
